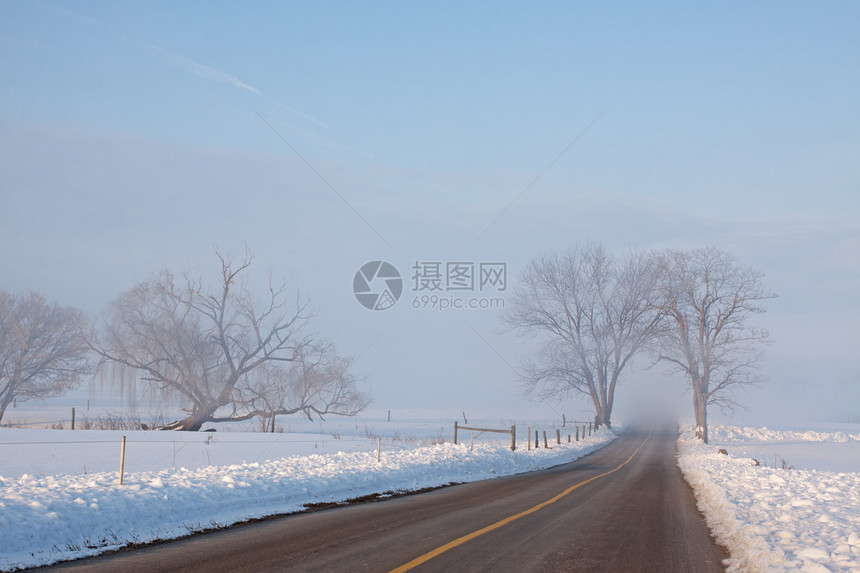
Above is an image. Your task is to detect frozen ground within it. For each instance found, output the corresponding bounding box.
[0,413,612,571]
[678,424,860,572]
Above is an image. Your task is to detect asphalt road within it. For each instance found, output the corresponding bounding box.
[42,426,727,572]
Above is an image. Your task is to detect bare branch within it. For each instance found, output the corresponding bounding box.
[0,292,92,423]
[503,244,661,428]
[91,248,367,430]
[655,247,776,442]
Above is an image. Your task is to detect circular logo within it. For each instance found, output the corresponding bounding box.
[353,261,403,311]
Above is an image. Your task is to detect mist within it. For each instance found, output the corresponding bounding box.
[2,2,858,428]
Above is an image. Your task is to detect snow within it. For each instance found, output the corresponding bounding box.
[0,420,614,571]
[8,415,857,572]
[678,424,860,572]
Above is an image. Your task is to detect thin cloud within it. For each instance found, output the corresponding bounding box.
[44,4,330,131]
[148,45,261,95]
[147,46,332,130]
[268,100,330,131]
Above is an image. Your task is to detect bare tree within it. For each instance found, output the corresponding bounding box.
[229,344,368,427]
[0,292,91,423]
[90,249,368,430]
[503,245,662,428]
[655,247,775,443]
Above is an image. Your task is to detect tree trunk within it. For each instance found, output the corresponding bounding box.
[159,410,214,431]
[693,389,708,443]
[593,409,611,430]
[0,393,13,425]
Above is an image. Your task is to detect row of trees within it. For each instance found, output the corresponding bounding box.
[1,244,773,441]
[504,245,775,443]
[0,250,369,430]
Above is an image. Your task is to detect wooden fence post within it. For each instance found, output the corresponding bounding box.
[576,426,579,441]
[377,437,381,462]
[511,425,516,451]
[71,407,75,430]
[119,435,127,486]
[556,429,560,445]
[527,426,531,451]
[568,433,571,443]
[454,420,459,445]
[589,422,592,436]
[535,430,539,449]
[543,431,548,448]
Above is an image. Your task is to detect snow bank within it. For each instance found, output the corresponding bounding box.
[708,425,860,445]
[678,426,860,572]
[0,428,615,571]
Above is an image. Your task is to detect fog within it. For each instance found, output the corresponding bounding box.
[2,2,858,427]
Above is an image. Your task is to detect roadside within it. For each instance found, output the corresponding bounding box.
[677,426,860,572]
[0,427,616,571]
[37,426,725,573]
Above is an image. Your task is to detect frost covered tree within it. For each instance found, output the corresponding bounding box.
[90,249,368,431]
[655,247,775,443]
[0,292,91,423]
[503,245,663,428]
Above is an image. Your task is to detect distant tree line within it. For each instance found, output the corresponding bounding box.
[1,243,773,442]
[504,244,775,443]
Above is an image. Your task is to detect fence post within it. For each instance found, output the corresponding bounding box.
[568,433,571,443]
[589,422,592,436]
[119,435,127,486]
[543,431,548,448]
[576,426,579,441]
[511,425,516,451]
[527,426,531,451]
[270,413,276,433]
[454,420,459,445]
[377,437,381,462]
[535,430,539,449]
[71,407,75,430]
[556,429,560,445]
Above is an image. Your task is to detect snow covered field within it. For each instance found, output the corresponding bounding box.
[8,414,857,573]
[678,424,860,572]
[0,416,613,571]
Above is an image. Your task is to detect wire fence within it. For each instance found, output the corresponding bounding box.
[0,407,600,481]
[0,432,389,479]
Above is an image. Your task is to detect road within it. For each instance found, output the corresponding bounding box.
[42,426,727,572]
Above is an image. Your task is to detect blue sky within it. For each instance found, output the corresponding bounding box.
[1,1,858,424]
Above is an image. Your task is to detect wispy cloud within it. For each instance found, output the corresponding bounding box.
[43,4,331,131]
[146,45,333,130]
[148,45,261,95]
[271,102,330,130]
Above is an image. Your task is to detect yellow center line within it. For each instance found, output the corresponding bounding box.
[389,435,651,573]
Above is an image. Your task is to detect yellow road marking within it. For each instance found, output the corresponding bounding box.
[389,436,650,573]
